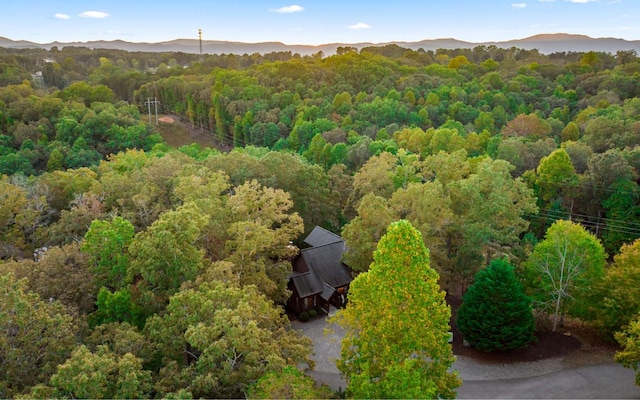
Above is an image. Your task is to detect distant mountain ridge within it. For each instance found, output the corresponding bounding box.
[1,33,639,56]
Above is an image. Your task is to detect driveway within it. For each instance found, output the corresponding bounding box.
[292,313,640,399]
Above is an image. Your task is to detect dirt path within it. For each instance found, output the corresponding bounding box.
[154,114,233,152]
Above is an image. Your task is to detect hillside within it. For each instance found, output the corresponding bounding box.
[1,33,639,55]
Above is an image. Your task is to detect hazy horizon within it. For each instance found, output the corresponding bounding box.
[2,0,639,46]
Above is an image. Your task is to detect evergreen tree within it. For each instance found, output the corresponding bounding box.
[457,258,535,352]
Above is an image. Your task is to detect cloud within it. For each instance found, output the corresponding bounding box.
[54,13,71,20]
[270,5,304,13]
[348,22,371,30]
[78,11,110,18]
[566,0,598,2]
[512,3,528,8]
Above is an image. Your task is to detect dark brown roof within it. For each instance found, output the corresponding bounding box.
[320,283,337,301]
[304,226,343,247]
[290,227,351,299]
[300,242,351,288]
[290,271,323,298]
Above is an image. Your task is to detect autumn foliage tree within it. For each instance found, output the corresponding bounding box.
[0,274,77,398]
[333,220,460,399]
[593,238,640,334]
[615,317,640,387]
[144,281,313,399]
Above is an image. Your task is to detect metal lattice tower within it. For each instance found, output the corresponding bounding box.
[199,29,203,63]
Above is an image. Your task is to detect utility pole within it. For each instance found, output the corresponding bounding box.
[145,97,160,124]
[199,29,203,64]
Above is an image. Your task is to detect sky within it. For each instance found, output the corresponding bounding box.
[2,0,639,45]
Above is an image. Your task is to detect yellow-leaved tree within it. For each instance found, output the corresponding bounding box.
[333,220,460,399]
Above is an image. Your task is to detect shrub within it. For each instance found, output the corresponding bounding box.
[308,309,318,318]
[299,311,309,322]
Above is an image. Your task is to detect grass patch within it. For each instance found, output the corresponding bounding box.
[153,115,223,149]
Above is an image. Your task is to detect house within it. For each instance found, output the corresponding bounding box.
[287,226,352,314]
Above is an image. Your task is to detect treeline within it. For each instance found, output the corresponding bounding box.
[0,80,162,176]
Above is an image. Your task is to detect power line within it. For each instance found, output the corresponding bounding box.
[144,97,160,125]
[528,209,640,237]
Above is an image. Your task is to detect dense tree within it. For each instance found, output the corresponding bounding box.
[389,180,454,285]
[4,41,640,396]
[448,158,537,287]
[246,366,335,399]
[535,148,579,207]
[81,216,135,291]
[525,220,607,331]
[457,258,535,351]
[37,345,153,399]
[144,281,313,399]
[224,179,303,302]
[593,238,640,334]
[350,151,398,203]
[0,176,48,258]
[615,317,640,387]
[0,243,95,316]
[333,220,460,399]
[0,274,77,398]
[341,194,396,272]
[127,202,209,315]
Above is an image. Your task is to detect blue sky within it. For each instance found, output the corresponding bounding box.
[3,0,638,45]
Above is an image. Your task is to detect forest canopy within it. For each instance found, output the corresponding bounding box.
[1,43,640,397]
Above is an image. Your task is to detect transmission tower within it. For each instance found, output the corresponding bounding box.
[199,29,203,63]
[144,97,160,124]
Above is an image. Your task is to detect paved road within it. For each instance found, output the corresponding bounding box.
[292,313,640,399]
[458,363,640,399]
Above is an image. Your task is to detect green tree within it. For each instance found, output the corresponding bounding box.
[0,176,48,258]
[246,366,335,399]
[46,148,65,171]
[525,220,607,331]
[91,286,148,329]
[601,179,640,254]
[594,238,640,334]
[127,202,208,314]
[333,220,460,399]
[144,281,313,399]
[0,274,77,397]
[341,194,396,272]
[535,148,579,206]
[389,181,454,286]
[350,151,397,204]
[82,216,135,291]
[43,345,153,399]
[225,179,304,302]
[457,258,535,351]
[561,121,580,142]
[615,317,640,387]
[448,158,537,288]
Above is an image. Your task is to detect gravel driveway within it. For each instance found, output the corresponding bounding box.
[291,312,640,399]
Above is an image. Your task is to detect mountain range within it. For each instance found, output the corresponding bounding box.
[1,34,639,56]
